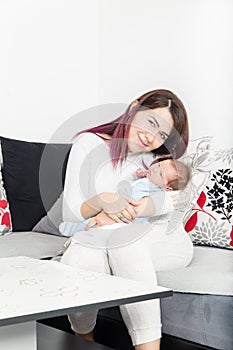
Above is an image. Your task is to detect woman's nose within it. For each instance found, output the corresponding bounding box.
[145,131,162,149]
[145,131,155,143]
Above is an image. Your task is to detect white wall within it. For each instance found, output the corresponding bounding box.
[98,0,233,149]
[1,0,232,148]
[0,0,99,141]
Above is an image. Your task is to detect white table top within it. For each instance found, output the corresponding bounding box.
[0,256,172,326]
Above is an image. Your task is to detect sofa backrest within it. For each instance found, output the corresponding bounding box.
[0,136,71,231]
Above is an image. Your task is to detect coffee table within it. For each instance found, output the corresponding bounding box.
[0,256,172,350]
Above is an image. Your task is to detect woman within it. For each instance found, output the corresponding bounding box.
[61,89,193,350]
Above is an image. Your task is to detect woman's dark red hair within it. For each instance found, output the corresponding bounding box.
[75,89,189,167]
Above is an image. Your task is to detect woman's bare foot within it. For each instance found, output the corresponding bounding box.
[75,330,95,342]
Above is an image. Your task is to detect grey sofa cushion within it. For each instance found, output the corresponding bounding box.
[160,293,233,350]
[32,193,63,236]
[157,246,233,295]
[0,231,68,259]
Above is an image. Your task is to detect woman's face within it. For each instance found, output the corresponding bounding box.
[127,107,173,153]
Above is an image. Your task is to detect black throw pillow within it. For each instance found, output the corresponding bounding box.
[0,136,71,231]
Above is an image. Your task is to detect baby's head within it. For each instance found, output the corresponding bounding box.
[146,159,190,191]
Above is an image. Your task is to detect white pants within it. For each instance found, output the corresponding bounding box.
[60,222,193,346]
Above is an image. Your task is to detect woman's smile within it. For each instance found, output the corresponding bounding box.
[128,107,174,153]
[137,134,148,148]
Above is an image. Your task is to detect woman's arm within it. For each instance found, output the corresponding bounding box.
[63,133,105,222]
[85,192,173,229]
[81,192,140,221]
[63,133,140,222]
[136,192,174,217]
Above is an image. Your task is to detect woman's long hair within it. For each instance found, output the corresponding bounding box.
[75,89,189,167]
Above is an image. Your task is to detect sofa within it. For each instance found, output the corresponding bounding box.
[0,135,232,350]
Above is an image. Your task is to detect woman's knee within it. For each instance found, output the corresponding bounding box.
[108,244,156,283]
[61,245,79,266]
[61,244,111,274]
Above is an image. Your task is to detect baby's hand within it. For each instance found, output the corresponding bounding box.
[131,168,147,178]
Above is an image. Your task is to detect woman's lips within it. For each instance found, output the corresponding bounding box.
[137,135,148,148]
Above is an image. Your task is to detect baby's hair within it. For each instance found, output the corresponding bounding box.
[150,158,191,190]
[168,160,191,190]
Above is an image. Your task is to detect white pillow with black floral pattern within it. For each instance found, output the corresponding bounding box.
[184,148,233,249]
[182,136,213,207]
[167,136,213,234]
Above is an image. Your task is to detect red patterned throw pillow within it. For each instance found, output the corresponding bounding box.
[184,149,233,249]
[0,144,12,234]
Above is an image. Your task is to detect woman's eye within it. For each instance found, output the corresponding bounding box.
[158,132,166,140]
[148,119,155,127]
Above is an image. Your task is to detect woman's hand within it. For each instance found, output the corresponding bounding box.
[85,202,140,230]
[135,196,156,217]
[98,192,140,223]
[106,203,139,223]
[81,192,140,221]
[85,211,116,230]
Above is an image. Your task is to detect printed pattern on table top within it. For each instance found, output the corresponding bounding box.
[0,257,166,320]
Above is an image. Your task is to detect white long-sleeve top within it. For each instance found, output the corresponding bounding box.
[63,132,151,222]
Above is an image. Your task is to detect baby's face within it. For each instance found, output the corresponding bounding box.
[146,160,177,190]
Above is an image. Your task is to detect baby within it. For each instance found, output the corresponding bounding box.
[121,158,189,201]
[59,159,190,237]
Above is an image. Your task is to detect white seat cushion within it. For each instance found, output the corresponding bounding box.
[157,246,233,295]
